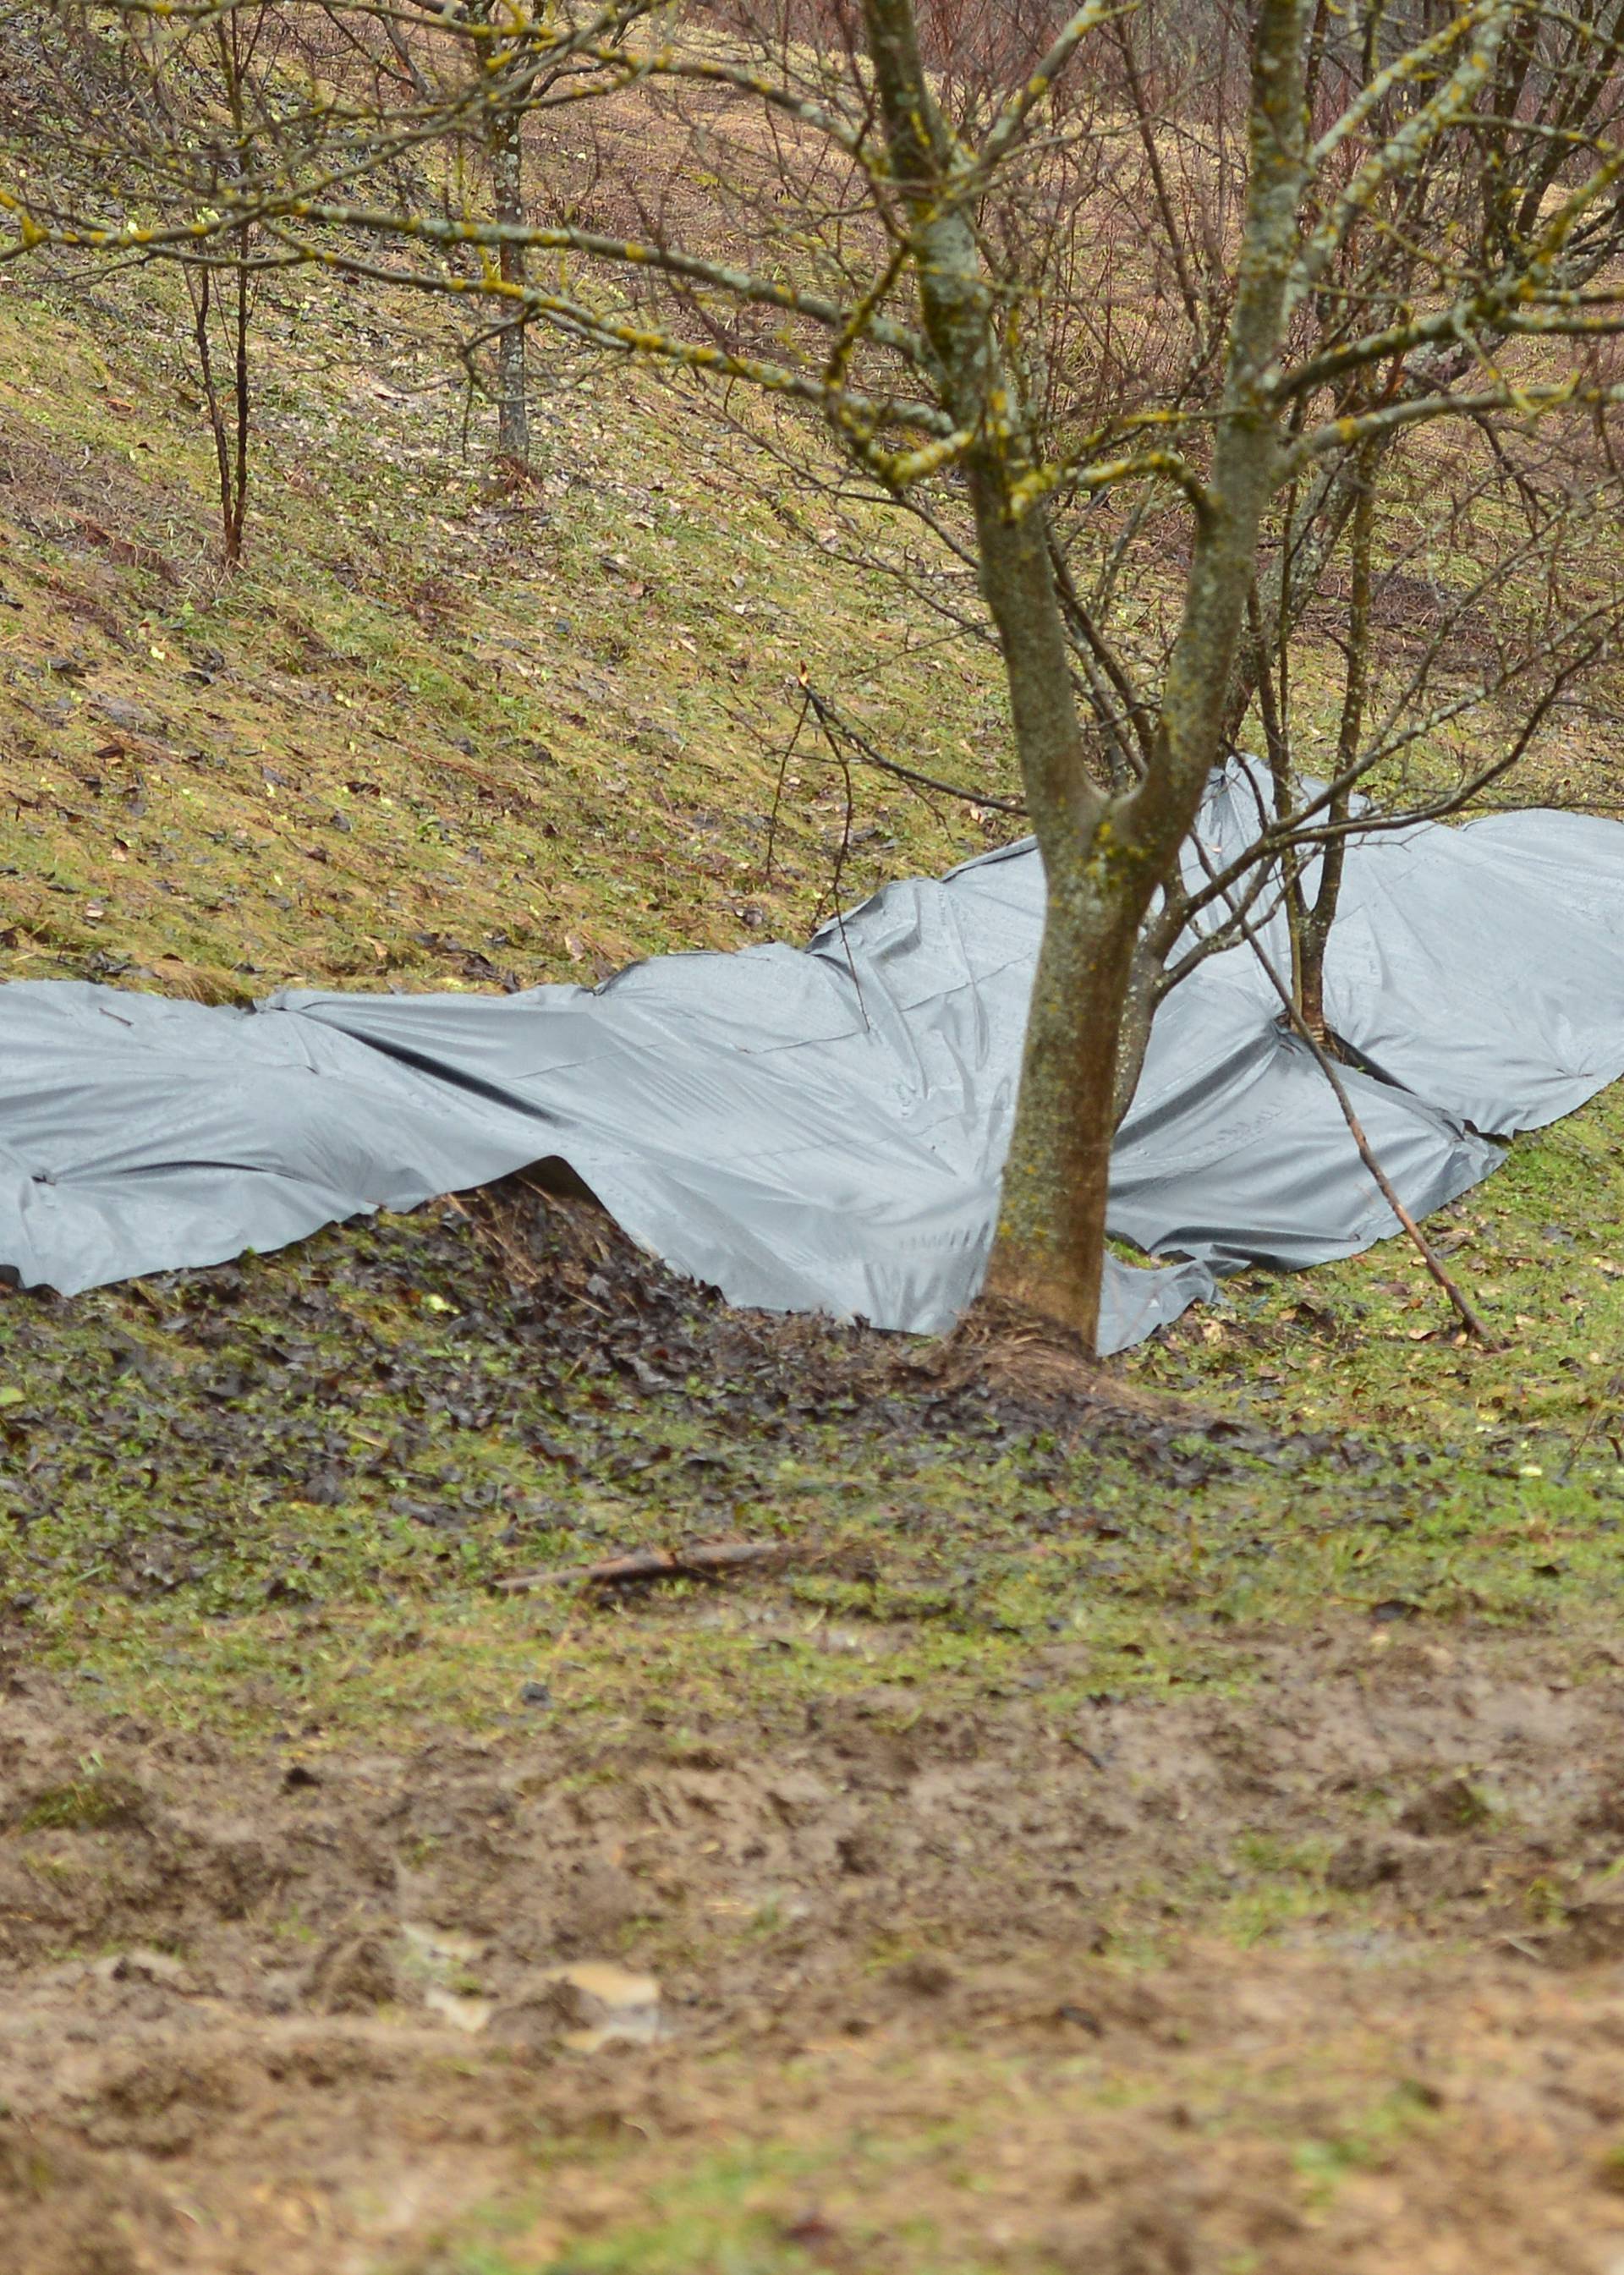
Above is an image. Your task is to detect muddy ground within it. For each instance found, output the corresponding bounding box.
[6,1604,1624,2272]
[5,1184,1624,2272]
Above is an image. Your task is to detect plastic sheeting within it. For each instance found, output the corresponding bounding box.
[4,771,1624,1352]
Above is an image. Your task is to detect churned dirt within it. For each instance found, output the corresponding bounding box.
[5,1603,1624,2273]
[4,1172,1624,2274]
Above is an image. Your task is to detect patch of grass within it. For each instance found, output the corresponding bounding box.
[1132,1084,1624,1462]
[5,1126,1624,1759]
[403,2027,1474,2275]
[15,1768,145,1834]
[1290,2080,1443,2208]
[404,2133,1004,2275]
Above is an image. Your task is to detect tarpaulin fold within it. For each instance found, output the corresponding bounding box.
[4,770,1623,1352]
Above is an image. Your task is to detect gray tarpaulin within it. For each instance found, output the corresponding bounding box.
[4,770,1624,1352]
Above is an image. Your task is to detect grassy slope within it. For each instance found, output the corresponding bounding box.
[0,266,1012,1000]
[7,1094,1624,1741]
[5,267,1624,2275]
[3,244,1623,1845]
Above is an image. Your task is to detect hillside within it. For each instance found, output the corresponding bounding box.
[0,264,1013,1001]
[5,261,1624,2275]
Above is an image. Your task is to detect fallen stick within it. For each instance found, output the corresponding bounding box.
[493,1538,804,1594]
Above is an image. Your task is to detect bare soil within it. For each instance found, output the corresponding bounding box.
[5,1598,1624,2273]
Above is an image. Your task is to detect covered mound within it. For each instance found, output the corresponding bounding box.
[4,776,1624,1351]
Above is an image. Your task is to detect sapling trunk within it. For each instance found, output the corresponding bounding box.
[492,116,529,467]
[1295,447,1375,1044]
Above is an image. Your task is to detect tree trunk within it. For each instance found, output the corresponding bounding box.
[988,0,1316,1346]
[861,0,1314,1351]
[492,116,529,466]
[989,868,1138,1340]
[967,465,1131,1349]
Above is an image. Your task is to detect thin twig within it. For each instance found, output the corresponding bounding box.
[802,679,1027,815]
[804,679,870,1025]
[764,676,814,886]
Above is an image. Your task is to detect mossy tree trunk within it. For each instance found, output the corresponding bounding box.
[864,0,1317,1346]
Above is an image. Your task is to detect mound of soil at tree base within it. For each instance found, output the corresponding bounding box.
[443,1169,1381,1551]
[4,1614,1624,2272]
[0,1167,1350,1598]
[454,1170,1243,1450]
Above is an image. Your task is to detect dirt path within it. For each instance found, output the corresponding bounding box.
[5,1609,1624,2273]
